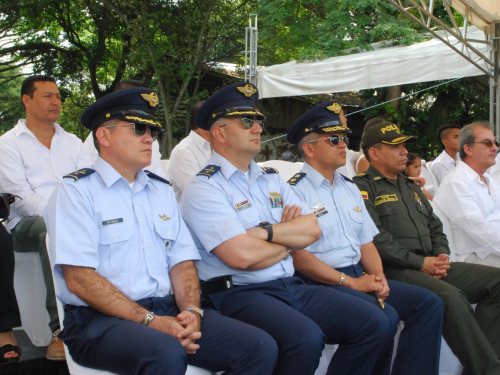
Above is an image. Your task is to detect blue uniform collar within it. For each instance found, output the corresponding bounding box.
[211,151,265,185]
[94,156,154,191]
[302,162,341,189]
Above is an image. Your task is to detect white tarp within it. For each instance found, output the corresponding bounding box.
[257,27,488,99]
[450,0,500,30]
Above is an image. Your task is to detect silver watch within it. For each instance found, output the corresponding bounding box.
[186,306,204,322]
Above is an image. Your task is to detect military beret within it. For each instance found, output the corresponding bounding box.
[287,101,351,145]
[81,88,163,131]
[196,82,266,130]
[361,121,415,148]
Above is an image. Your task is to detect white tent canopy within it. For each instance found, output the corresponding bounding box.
[257,26,488,99]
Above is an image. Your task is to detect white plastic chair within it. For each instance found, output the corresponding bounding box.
[46,235,213,375]
[420,161,439,197]
[429,201,457,262]
[260,160,303,181]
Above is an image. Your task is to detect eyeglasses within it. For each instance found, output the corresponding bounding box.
[102,122,161,141]
[473,140,500,148]
[219,116,265,129]
[303,135,349,147]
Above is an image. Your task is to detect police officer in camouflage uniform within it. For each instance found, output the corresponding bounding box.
[353,121,500,375]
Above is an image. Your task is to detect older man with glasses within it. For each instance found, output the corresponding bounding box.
[435,122,500,268]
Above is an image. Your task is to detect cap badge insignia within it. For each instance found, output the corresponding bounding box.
[269,192,283,208]
[140,92,159,107]
[237,84,258,98]
[326,103,342,114]
[380,124,399,134]
[353,206,362,212]
[159,214,170,221]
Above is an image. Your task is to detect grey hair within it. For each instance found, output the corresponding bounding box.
[459,121,492,160]
[298,132,318,159]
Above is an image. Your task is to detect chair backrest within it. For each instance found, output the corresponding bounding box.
[429,201,457,262]
[260,160,303,182]
[420,163,439,197]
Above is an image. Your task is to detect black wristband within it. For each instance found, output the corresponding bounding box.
[259,221,273,242]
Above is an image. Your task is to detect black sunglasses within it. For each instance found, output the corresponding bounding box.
[304,135,349,147]
[219,116,265,129]
[473,140,500,148]
[103,122,161,141]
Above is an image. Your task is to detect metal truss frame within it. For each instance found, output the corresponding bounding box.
[244,14,258,86]
[386,0,500,136]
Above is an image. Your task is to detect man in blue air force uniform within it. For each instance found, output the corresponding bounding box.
[180,82,393,375]
[286,101,444,375]
[44,88,278,375]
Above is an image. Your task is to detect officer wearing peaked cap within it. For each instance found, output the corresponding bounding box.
[288,102,444,375]
[181,85,390,374]
[354,121,500,375]
[44,87,278,375]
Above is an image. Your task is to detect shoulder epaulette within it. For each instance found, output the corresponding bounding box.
[372,176,382,181]
[261,167,279,174]
[146,171,172,186]
[287,173,307,186]
[354,172,366,178]
[197,165,221,178]
[64,168,95,181]
[340,174,353,183]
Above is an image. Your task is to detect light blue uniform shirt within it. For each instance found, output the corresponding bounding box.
[291,163,378,268]
[44,157,200,306]
[180,151,311,285]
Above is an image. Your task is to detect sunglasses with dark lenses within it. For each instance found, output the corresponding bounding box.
[473,140,500,148]
[103,122,162,141]
[220,116,265,129]
[304,135,349,147]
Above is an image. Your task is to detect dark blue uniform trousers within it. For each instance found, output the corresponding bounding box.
[206,276,392,375]
[297,264,444,375]
[62,295,278,375]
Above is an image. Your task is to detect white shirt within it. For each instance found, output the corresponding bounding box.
[434,160,500,261]
[431,150,460,185]
[167,130,212,202]
[336,148,359,179]
[489,152,500,178]
[0,120,91,230]
[83,133,166,179]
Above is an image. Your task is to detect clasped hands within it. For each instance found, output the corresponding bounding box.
[149,310,201,354]
[421,253,451,279]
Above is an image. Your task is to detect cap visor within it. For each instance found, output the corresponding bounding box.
[381,135,415,145]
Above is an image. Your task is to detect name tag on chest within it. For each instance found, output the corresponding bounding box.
[314,206,328,217]
[101,218,124,226]
[234,199,252,211]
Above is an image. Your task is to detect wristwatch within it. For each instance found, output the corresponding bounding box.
[141,311,155,326]
[339,272,346,286]
[259,221,273,242]
[186,306,204,322]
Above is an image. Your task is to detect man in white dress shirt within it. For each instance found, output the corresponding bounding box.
[0,75,91,360]
[431,123,461,185]
[434,122,500,267]
[166,101,212,201]
[83,80,166,178]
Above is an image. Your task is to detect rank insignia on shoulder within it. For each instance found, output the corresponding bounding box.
[269,192,283,208]
[356,172,365,177]
[145,171,172,185]
[197,165,221,178]
[360,191,368,200]
[64,168,95,181]
[373,176,382,181]
[287,173,306,186]
[262,167,279,174]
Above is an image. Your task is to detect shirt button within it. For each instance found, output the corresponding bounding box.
[258,206,262,209]
[338,209,341,212]
[324,222,327,226]
[145,244,149,248]
[344,227,347,231]
[113,234,117,238]
[167,232,170,235]
[149,270,153,274]
[139,219,143,223]
[246,217,249,221]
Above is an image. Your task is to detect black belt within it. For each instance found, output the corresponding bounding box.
[200,275,233,302]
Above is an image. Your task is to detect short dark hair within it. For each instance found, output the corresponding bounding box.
[437,123,461,149]
[115,79,148,92]
[406,152,419,166]
[363,143,383,163]
[190,101,205,131]
[21,75,57,110]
